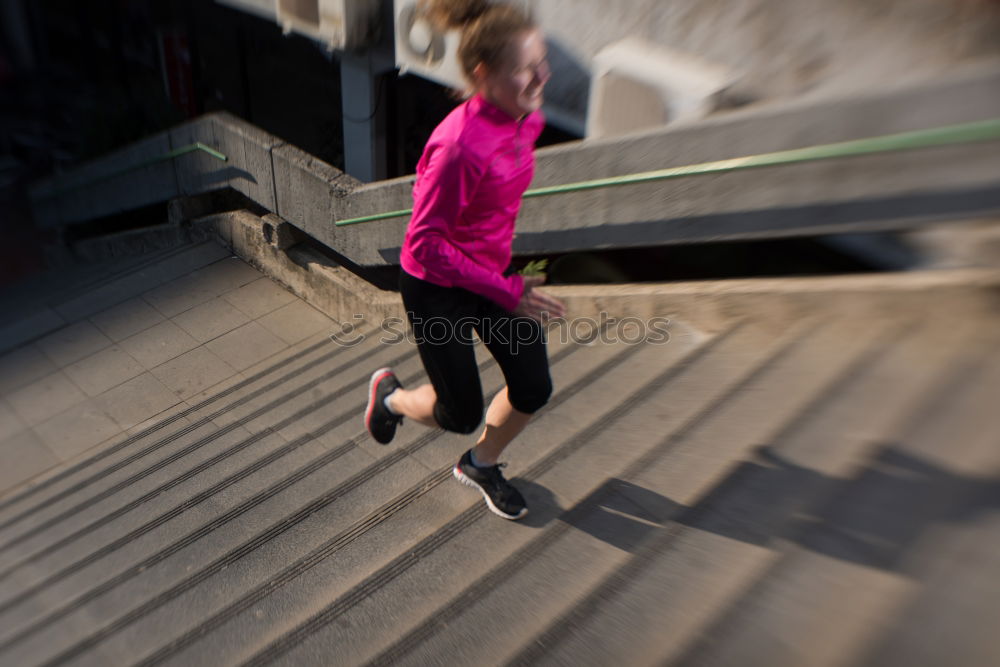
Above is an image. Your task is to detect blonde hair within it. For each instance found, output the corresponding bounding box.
[420,0,536,84]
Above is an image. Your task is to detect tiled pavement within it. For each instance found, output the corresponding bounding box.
[0,242,339,496]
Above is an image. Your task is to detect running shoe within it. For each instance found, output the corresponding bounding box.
[453,449,528,520]
[365,368,403,444]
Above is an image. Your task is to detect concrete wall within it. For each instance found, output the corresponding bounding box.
[28,65,1000,269]
[534,0,1000,125]
[223,0,1000,133]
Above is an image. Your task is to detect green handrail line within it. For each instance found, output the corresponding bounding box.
[40,142,228,198]
[334,117,1000,227]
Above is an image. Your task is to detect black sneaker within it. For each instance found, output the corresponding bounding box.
[365,368,402,444]
[453,449,528,520]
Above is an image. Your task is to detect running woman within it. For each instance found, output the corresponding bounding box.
[364,0,566,520]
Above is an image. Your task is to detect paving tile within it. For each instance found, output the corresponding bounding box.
[118,319,200,369]
[35,320,113,367]
[151,346,239,400]
[54,281,143,324]
[58,243,231,323]
[6,370,87,427]
[95,372,182,431]
[134,241,231,285]
[137,257,259,322]
[257,299,336,346]
[205,321,288,372]
[220,277,298,319]
[189,257,262,294]
[172,297,251,343]
[237,328,339,380]
[0,397,26,441]
[0,344,57,396]
[0,307,66,357]
[142,272,220,319]
[62,345,146,397]
[0,430,61,494]
[33,399,124,462]
[181,372,248,412]
[88,297,166,342]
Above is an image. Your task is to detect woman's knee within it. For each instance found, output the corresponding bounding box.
[434,399,484,434]
[508,376,553,415]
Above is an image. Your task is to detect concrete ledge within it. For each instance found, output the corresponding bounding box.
[199,210,1000,338]
[197,210,405,328]
[546,268,1000,334]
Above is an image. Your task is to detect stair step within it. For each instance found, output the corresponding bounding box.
[852,509,1000,667]
[0,325,407,568]
[0,338,428,652]
[508,320,979,667]
[226,318,832,665]
[359,315,909,667]
[0,317,631,665]
[107,322,710,666]
[658,330,1000,667]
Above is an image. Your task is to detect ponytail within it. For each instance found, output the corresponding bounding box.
[420,0,491,30]
[419,0,536,85]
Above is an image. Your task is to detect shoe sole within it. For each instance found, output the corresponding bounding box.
[453,465,528,520]
[365,367,395,444]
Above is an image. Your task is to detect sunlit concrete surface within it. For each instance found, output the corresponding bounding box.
[0,241,338,494]
[0,234,998,666]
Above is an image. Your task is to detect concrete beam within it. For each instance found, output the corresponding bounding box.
[271,141,361,249]
[210,112,284,212]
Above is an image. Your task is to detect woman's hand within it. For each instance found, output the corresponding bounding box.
[514,275,567,323]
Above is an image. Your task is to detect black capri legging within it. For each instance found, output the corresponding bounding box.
[399,269,553,435]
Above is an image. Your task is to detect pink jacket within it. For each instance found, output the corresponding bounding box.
[400,94,545,311]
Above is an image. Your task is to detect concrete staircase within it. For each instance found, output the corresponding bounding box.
[1,238,998,666]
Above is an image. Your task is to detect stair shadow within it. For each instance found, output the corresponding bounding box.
[785,445,1000,572]
[511,477,682,552]
[507,479,563,529]
[519,444,1000,569]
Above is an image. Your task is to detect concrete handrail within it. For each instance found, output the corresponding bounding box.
[28,64,1000,268]
[334,118,1000,226]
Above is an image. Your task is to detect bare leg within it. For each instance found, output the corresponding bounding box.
[387,384,439,428]
[471,387,532,466]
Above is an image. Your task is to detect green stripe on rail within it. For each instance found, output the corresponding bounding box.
[334,117,1000,227]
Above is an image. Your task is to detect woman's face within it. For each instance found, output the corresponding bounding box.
[479,28,550,120]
